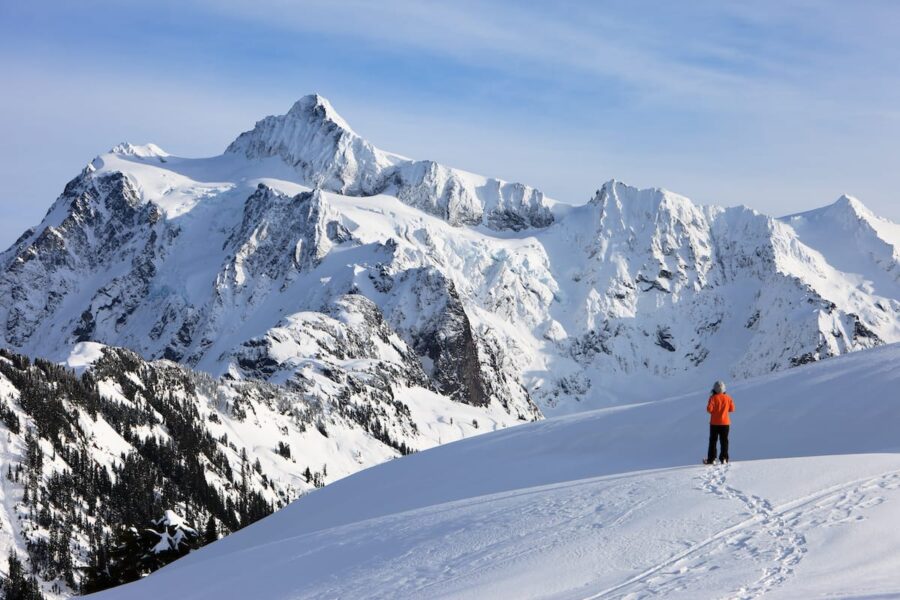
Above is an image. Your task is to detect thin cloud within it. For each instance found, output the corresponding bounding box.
[1,1,900,251]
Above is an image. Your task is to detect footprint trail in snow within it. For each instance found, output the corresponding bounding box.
[587,464,900,600]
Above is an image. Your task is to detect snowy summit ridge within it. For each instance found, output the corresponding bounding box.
[109,142,170,159]
[226,94,395,196]
[1,92,900,416]
[226,94,555,229]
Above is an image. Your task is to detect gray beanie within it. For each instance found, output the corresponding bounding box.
[712,380,726,394]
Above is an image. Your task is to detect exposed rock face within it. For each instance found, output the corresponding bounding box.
[2,168,162,349]
[555,181,895,387]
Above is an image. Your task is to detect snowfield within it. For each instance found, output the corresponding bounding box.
[87,342,900,599]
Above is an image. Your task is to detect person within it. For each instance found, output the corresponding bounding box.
[704,380,735,465]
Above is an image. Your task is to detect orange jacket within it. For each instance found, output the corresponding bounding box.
[707,393,735,425]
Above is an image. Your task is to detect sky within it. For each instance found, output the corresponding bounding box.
[2,1,900,248]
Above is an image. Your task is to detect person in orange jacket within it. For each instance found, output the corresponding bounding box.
[704,380,735,465]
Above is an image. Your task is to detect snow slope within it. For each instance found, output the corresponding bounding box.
[89,342,900,599]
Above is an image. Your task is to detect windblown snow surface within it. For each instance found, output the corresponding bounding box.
[88,342,900,600]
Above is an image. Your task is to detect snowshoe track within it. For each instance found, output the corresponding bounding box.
[584,465,900,600]
[701,464,806,599]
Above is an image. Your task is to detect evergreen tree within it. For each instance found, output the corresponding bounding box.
[106,526,148,586]
[1,549,45,600]
[203,515,218,545]
[81,533,112,595]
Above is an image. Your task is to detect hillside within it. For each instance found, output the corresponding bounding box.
[0,344,525,597]
[88,342,900,599]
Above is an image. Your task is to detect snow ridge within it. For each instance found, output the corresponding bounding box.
[226,95,555,230]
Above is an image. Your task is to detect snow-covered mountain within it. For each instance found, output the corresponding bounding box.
[1,94,898,415]
[2,93,900,597]
[85,342,900,599]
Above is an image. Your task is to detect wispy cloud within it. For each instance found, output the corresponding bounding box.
[1,1,900,250]
[192,0,900,114]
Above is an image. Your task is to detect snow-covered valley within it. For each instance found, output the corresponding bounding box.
[87,342,900,599]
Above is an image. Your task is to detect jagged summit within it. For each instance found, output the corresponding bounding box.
[225,93,392,195]
[590,180,702,228]
[593,179,693,206]
[286,93,356,133]
[110,142,169,158]
[224,94,554,230]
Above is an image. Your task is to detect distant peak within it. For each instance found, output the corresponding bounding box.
[591,179,630,203]
[600,178,625,192]
[286,93,355,134]
[833,194,869,214]
[781,193,877,225]
[110,142,169,158]
[225,93,364,161]
[593,179,692,210]
[289,93,330,113]
[224,93,391,195]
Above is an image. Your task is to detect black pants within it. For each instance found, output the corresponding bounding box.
[707,425,730,462]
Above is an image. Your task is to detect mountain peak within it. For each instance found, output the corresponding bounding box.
[832,194,870,217]
[110,142,169,158]
[224,94,390,194]
[592,179,695,214]
[286,93,355,134]
[782,194,876,227]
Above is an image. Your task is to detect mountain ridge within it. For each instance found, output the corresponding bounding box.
[2,94,898,414]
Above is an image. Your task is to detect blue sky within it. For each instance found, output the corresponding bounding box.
[2,1,900,247]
